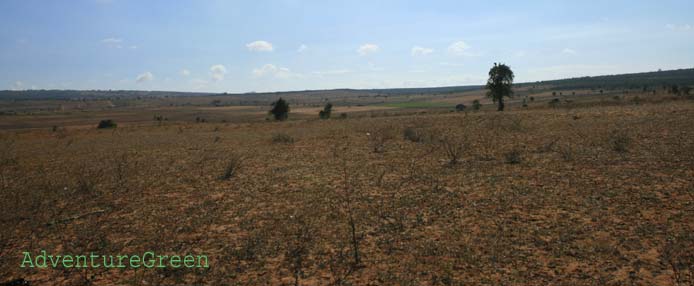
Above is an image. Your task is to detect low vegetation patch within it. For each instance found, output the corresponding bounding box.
[609,129,631,153]
[272,133,295,144]
[504,148,522,164]
[403,127,431,143]
[96,119,117,129]
[221,152,245,180]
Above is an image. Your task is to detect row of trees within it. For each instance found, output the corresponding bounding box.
[269,99,334,121]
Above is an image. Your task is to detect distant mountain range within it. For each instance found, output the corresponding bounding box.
[1,68,693,100]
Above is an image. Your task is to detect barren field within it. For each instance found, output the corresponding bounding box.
[1,97,693,285]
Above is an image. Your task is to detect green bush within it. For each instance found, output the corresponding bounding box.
[97,119,117,129]
[472,100,481,111]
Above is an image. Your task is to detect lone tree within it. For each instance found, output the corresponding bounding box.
[319,102,333,119]
[485,63,515,111]
[270,98,290,121]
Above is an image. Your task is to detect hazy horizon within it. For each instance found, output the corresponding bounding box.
[1,0,693,93]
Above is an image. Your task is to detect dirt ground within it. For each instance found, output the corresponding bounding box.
[0,98,693,285]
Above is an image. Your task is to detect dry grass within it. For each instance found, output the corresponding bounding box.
[0,99,693,285]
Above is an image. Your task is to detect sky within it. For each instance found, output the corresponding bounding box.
[1,0,693,93]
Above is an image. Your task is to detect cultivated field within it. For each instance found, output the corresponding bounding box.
[1,92,693,285]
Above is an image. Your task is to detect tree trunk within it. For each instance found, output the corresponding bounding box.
[497,96,505,111]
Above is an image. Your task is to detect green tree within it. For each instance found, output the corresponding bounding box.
[485,63,515,111]
[472,99,481,111]
[319,102,333,119]
[270,98,290,121]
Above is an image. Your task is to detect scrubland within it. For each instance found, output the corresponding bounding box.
[1,96,693,285]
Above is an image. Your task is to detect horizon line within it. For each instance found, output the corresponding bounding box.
[2,67,691,95]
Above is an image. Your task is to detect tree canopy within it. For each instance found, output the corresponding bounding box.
[486,63,515,111]
[269,98,290,121]
[319,102,333,119]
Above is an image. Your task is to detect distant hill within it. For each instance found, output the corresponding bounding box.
[519,68,694,90]
[0,90,215,100]
[1,68,692,100]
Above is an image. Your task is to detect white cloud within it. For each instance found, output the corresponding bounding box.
[562,48,577,55]
[210,65,227,81]
[357,43,379,56]
[439,62,465,67]
[297,44,307,53]
[312,69,351,76]
[136,72,153,83]
[180,69,191,76]
[666,24,692,31]
[101,38,136,49]
[101,38,122,44]
[246,40,274,52]
[11,81,23,90]
[514,51,526,57]
[252,64,298,79]
[411,46,434,56]
[447,41,470,56]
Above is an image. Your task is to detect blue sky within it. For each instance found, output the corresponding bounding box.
[1,0,693,93]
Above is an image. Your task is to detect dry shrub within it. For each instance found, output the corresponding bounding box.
[432,129,467,165]
[503,148,522,164]
[403,126,433,143]
[403,127,423,142]
[608,129,631,153]
[537,138,558,153]
[283,214,315,286]
[557,143,574,161]
[221,152,245,180]
[368,126,395,153]
[272,133,295,144]
[0,139,19,189]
